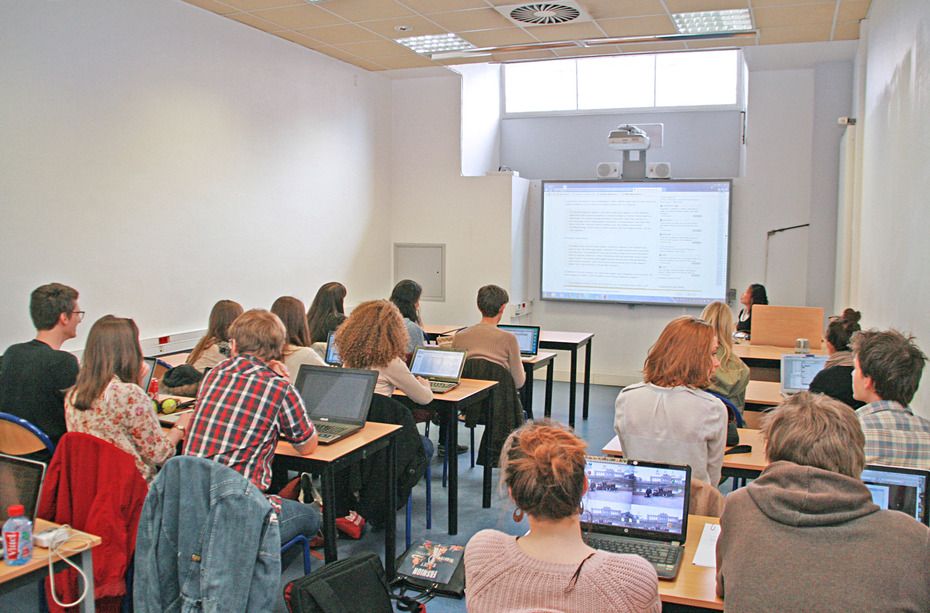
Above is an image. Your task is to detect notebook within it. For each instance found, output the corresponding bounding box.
[324,331,341,366]
[141,356,157,394]
[293,365,377,444]
[497,324,540,358]
[0,453,47,532]
[408,346,467,394]
[780,353,829,395]
[861,464,930,526]
[581,456,691,580]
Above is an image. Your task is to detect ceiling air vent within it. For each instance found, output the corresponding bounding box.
[494,1,592,27]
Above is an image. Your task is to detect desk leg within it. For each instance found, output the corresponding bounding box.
[522,372,534,419]
[447,406,458,535]
[568,348,578,429]
[544,361,554,419]
[77,548,97,613]
[482,394,493,509]
[320,467,339,563]
[385,435,397,579]
[582,341,592,421]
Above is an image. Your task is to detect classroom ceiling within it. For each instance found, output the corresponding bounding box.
[180,0,871,72]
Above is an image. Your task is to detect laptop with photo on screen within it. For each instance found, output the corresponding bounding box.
[324,331,341,366]
[581,456,691,580]
[861,464,930,526]
[780,353,829,395]
[293,365,378,444]
[0,453,47,559]
[408,346,467,394]
[497,324,540,358]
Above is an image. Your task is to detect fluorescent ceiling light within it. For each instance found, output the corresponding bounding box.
[397,33,477,55]
[672,9,753,34]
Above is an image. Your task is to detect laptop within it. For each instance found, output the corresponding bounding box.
[780,353,829,395]
[0,453,47,559]
[498,324,540,358]
[293,365,377,444]
[142,356,158,394]
[324,331,341,366]
[861,464,930,526]
[408,346,467,394]
[581,456,691,580]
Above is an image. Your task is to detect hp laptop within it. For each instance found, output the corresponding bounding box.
[293,365,378,444]
[324,331,341,366]
[498,324,540,358]
[581,456,691,580]
[780,353,829,395]
[861,464,930,526]
[0,453,47,559]
[408,346,467,394]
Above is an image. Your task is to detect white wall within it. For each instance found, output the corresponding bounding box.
[851,0,930,416]
[0,0,393,351]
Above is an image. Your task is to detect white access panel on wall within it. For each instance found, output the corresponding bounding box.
[394,243,445,302]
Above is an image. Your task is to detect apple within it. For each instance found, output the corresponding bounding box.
[161,398,178,415]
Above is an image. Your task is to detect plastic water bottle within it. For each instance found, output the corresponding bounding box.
[2,505,33,566]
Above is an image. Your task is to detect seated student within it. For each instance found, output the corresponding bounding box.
[306,282,346,345]
[65,315,189,484]
[0,283,82,453]
[809,308,864,409]
[270,295,326,381]
[716,392,930,612]
[390,279,428,353]
[185,309,320,545]
[614,317,727,485]
[853,329,930,468]
[465,419,661,613]
[700,302,751,414]
[451,284,525,389]
[186,299,243,372]
[735,283,767,337]
[335,300,432,405]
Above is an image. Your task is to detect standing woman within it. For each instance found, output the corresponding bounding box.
[270,296,327,381]
[614,317,727,485]
[335,300,432,405]
[65,316,190,484]
[186,299,243,372]
[306,282,347,344]
[701,302,751,414]
[809,308,864,409]
[390,279,428,353]
[465,420,661,613]
[735,284,767,336]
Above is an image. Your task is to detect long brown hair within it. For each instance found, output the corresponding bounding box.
[335,300,406,369]
[271,296,312,348]
[69,315,143,411]
[643,317,716,389]
[306,282,346,344]
[187,299,243,365]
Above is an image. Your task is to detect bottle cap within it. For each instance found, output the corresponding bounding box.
[7,504,24,517]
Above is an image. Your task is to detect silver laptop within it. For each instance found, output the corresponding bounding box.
[581,456,691,580]
[294,365,377,444]
[0,453,47,559]
[498,324,540,358]
[142,356,158,394]
[324,331,341,366]
[861,464,930,526]
[408,346,467,394]
[780,353,829,395]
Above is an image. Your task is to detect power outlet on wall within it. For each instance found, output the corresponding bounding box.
[512,301,533,317]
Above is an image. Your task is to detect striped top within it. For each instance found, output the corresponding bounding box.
[857,400,930,470]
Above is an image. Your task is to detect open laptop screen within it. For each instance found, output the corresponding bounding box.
[861,464,929,525]
[409,347,467,381]
[293,365,377,423]
[780,354,828,392]
[498,325,540,355]
[0,453,46,524]
[324,332,341,366]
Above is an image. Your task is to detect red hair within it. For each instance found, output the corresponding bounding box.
[643,317,716,388]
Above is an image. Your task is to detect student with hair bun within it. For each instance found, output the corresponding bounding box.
[464,419,661,613]
[809,308,864,409]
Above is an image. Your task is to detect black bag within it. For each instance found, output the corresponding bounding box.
[283,553,394,613]
[393,540,466,599]
[726,404,740,447]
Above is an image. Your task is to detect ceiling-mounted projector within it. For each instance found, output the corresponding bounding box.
[607,124,649,151]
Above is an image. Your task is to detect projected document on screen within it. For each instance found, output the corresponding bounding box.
[541,180,730,306]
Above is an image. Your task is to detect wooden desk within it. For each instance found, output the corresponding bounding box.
[394,378,497,535]
[1,520,102,613]
[602,429,767,480]
[521,351,556,419]
[745,380,782,407]
[660,515,723,610]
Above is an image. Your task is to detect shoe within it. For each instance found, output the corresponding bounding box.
[438,443,469,457]
[299,473,323,507]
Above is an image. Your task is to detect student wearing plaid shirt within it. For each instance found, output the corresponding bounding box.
[186,309,320,544]
[852,329,930,469]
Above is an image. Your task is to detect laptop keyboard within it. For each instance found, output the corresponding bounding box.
[315,423,348,436]
[429,381,458,393]
[586,536,682,575]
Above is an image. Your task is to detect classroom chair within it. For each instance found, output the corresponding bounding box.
[0,412,55,456]
[405,435,434,550]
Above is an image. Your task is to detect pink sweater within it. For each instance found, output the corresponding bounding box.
[464,530,661,613]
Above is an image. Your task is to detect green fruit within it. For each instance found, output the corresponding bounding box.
[162,398,178,414]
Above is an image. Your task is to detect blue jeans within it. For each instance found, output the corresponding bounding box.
[278,498,321,544]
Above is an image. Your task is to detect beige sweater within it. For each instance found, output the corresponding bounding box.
[451,323,526,388]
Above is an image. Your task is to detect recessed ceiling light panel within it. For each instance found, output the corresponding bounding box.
[672,9,753,34]
[397,33,477,55]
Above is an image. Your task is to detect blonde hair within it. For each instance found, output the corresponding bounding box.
[335,300,407,369]
[700,302,737,372]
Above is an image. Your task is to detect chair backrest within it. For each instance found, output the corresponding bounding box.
[0,411,55,456]
[705,391,744,427]
[689,478,725,517]
[460,359,526,467]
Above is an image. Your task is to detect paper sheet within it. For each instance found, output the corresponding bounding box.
[691,523,720,568]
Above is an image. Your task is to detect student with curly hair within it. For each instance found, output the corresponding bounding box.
[335,300,432,405]
[465,419,660,613]
[270,296,326,382]
[187,299,243,372]
[808,308,863,409]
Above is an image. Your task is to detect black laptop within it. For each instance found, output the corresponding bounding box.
[581,456,691,580]
[0,453,47,559]
[293,365,377,444]
[497,324,540,358]
[861,464,930,525]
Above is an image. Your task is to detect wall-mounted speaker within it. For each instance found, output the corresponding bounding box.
[646,162,671,179]
[596,162,620,179]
